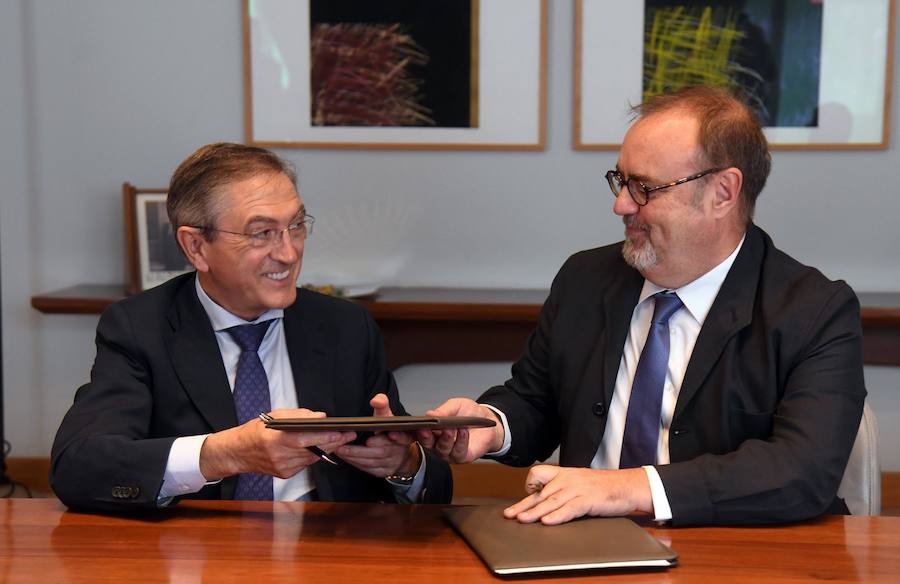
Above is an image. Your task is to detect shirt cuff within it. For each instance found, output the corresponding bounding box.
[643,465,673,522]
[158,434,213,502]
[387,443,427,503]
[480,404,512,457]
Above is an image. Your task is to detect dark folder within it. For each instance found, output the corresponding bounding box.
[443,505,677,576]
[264,415,496,432]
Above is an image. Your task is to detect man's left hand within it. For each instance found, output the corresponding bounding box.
[334,393,420,478]
[504,466,654,525]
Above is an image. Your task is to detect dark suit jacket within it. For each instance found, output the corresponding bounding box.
[51,273,452,511]
[479,224,865,526]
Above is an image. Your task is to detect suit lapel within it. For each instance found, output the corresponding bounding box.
[283,291,336,414]
[283,292,338,501]
[675,225,763,416]
[573,259,643,463]
[600,269,645,406]
[165,274,238,432]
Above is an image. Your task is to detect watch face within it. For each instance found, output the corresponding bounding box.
[386,475,415,486]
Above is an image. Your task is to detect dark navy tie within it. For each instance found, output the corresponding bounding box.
[226,319,275,500]
[620,292,683,469]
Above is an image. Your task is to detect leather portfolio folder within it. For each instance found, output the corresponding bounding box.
[443,505,677,576]
[264,415,496,432]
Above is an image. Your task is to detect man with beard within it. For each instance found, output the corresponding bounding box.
[419,86,865,527]
[51,143,452,511]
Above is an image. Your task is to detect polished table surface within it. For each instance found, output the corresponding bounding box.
[3,498,900,583]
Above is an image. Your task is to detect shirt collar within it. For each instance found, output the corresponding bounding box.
[194,276,284,332]
[638,234,746,326]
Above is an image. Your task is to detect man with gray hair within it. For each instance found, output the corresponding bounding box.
[52,143,451,510]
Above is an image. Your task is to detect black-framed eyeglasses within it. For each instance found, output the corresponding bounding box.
[193,213,315,248]
[605,168,723,206]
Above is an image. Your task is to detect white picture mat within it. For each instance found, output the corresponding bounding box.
[248,0,544,146]
[577,0,892,148]
[135,193,190,290]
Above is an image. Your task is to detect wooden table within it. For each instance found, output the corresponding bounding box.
[30,285,900,368]
[2,498,899,583]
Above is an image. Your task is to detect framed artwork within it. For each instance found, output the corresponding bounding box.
[243,0,547,150]
[123,183,193,295]
[574,0,895,150]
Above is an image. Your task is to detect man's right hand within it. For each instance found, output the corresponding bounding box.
[198,409,355,481]
[417,398,505,464]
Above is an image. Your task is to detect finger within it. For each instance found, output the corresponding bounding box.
[334,444,386,459]
[385,431,414,445]
[370,393,394,417]
[315,432,358,450]
[450,428,470,462]
[512,495,567,524]
[266,448,322,477]
[267,408,327,420]
[435,429,458,458]
[525,480,544,495]
[416,429,440,448]
[513,483,578,524]
[426,398,464,417]
[335,443,402,460]
[288,431,354,449]
[503,493,542,520]
[524,465,560,492]
[539,496,591,525]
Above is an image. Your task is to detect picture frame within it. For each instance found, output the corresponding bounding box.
[574,0,895,150]
[123,183,193,295]
[243,0,547,150]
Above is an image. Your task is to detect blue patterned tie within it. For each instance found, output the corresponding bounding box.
[226,320,275,500]
[620,292,683,469]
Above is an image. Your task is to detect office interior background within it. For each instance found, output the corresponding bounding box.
[1,0,898,480]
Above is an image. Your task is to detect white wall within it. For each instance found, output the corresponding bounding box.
[2,1,899,469]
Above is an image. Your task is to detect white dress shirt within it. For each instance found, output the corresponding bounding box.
[159,278,425,502]
[490,235,744,522]
[159,278,313,500]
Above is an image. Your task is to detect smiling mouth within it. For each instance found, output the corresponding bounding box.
[265,270,290,281]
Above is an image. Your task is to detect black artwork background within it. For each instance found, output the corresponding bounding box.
[643,0,822,127]
[310,0,475,127]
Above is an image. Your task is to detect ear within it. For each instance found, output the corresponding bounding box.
[712,167,743,219]
[176,226,211,273]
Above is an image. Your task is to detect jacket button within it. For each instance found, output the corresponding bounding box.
[592,402,605,416]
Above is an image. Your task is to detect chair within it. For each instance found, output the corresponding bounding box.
[837,401,881,515]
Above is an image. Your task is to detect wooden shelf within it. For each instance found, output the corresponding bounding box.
[31,285,900,367]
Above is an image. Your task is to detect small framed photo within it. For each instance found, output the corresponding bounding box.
[243,0,547,150]
[123,183,193,295]
[574,0,895,150]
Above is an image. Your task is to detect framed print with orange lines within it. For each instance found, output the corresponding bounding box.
[244,0,547,150]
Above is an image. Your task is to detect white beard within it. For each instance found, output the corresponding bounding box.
[622,236,658,271]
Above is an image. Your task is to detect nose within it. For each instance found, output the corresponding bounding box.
[612,186,639,217]
[269,228,301,263]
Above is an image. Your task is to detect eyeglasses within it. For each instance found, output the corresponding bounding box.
[605,168,723,206]
[196,213,315,248]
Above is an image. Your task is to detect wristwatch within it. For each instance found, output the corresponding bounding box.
[385,442,424,486]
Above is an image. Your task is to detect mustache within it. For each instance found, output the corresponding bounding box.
[623,215,649,231]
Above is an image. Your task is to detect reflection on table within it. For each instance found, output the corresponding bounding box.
[3,498,900,583]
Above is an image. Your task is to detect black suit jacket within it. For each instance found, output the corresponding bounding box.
[479,225,865,525]
[51,273,452,510]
